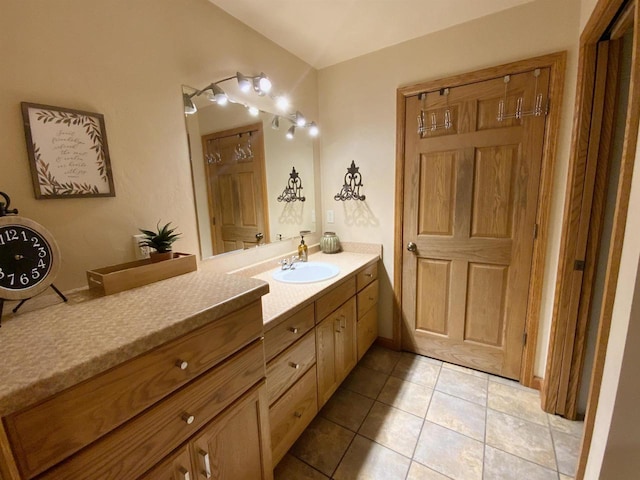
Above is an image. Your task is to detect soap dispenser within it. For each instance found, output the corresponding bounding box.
[298,231,309,262]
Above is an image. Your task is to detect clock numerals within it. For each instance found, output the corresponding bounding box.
[0,225,52,290]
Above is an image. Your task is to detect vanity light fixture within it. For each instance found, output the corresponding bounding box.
[334,160,366,201]
[185,71,319,138]
[277,167,306,202]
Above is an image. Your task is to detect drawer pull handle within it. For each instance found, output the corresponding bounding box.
[365,273,373,277]
[199,450,212,479]
[178,467,191,480]
[289,361,300,369]
[289,327,299,333]
[294,411,303,418]
[175,360,189,370]
[182,413,195,425]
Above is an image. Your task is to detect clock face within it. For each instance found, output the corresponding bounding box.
[0,217,60,300]
[0,225,53,291]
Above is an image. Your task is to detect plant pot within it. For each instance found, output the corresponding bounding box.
[150,251,174,263]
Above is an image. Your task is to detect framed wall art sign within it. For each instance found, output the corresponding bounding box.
[21,102,116,199]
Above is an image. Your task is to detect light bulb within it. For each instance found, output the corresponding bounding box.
[257,73,272,93]
[216,94,228,105]
[276,96,289,111]
[248,106,260,116]
[237,72,251,92]
[308,122,319,137]
[295,111,306,127]
[286,125,295,139]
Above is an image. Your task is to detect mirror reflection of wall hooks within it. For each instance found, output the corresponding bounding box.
[205,138,222,165]
[277,167,306,203]
[417,88,452,136]
[497,68,548,122]
[234,132,255,162]
[334,160,366,201]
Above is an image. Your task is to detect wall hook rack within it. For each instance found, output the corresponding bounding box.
[497,69,548,122]
[334,160,366,201]
[417,88,452,136]
[277,167,306,202]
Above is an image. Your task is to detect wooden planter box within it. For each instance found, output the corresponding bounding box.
[86,253,197,296]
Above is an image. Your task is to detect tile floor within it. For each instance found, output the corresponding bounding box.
[274,346,584,480]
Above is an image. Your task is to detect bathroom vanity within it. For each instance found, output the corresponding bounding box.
[0,247,380,479]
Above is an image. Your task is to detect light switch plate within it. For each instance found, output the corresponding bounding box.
[326,210,334,224]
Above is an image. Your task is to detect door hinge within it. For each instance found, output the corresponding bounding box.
[574,260,586,271]
[523,332,528,345]
[533,223,539,239]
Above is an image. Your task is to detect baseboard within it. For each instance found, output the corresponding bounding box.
[375,336,398,350]
[532,376,543,391]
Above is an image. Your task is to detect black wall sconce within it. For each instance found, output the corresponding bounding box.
[334,160,366,201]
[277,167,306,202]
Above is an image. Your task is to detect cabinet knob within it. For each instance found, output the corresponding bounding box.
[175,360,189,370]
[289,361,300,369]
[369,296,374,301]
[182,413,195,425]
[294,411,303,418]
[289,327,299,334]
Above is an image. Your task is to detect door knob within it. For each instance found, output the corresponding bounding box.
[256,232,264,242]
[407,242,417,252]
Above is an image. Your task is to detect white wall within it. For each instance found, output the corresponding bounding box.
[0,0,317,290]
[317,0,581,376]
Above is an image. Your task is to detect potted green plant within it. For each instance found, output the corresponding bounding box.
[139,221,182,263]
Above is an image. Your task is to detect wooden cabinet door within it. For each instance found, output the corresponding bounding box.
[334,297,357,384]
[315,314,338,408]
[316,297,357,408]
[190,384,273,480]
[140,446,194,480]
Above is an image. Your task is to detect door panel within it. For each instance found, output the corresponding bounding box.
[402,69,549,379]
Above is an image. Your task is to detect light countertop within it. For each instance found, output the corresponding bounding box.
[233,246,381,331]
[0,268,268,417]
[0,243,381,418]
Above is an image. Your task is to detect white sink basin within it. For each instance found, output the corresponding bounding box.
[272,261,340,284]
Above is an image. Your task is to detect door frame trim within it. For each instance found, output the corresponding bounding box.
[393,52,567,387]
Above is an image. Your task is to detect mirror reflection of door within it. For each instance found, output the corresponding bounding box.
[202,122,269,254]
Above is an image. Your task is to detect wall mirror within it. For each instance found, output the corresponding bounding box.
[184,83,317,259]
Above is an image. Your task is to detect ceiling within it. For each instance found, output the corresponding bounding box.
[209,0,534,69]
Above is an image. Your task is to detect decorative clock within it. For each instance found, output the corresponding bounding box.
[0,191,66,324]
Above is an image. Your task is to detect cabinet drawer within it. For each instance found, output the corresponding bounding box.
[6,300,264,479]
[264,304,315,362]
[269,366,317,467]
[357,307,378,361]
[356,261,378,291]
[315,277,356,323]
[38,341,265,480]
[266,329,316,405]
[357,279,379,319]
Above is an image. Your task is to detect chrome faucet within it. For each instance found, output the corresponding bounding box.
[278,255,302,270]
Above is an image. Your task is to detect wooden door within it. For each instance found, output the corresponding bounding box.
[401,69,549,379]
[202,122,269,255]
[190,383,273,480]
